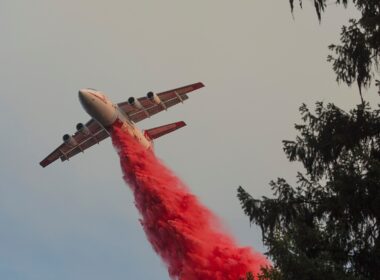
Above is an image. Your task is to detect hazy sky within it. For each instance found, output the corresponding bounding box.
[1,1,378,279]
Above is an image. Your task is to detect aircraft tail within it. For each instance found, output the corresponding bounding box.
[144,121,186,140]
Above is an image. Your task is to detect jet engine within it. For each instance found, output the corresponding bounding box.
[147,91,161,105]
[128,97,143,109]
[63,134,77,146]
[76,123,90,135]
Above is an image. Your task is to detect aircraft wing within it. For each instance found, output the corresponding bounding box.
[40,119,109,168]
[117,82,204,123]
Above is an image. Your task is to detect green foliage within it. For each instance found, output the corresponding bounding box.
[239,272,255,280]
[289,0,380,100]
[289,0,349,21]
[238,103,380,280]
[258,267,283,280]
[246,272,254,280]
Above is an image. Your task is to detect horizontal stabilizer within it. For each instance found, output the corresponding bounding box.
[144,121,186,140]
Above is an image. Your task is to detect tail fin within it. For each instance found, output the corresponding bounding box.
[144,121,186,140]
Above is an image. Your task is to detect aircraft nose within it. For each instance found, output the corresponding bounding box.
[78,89,92,107]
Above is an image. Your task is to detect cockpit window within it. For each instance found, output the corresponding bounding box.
[90,91,108,103]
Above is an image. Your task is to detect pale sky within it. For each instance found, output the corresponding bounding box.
[1,1,378,279]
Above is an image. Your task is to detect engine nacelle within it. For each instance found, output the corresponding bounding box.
[128,97,143,109]
[147,91,161,105]
[63,134,77,146]
[76,123,90,135]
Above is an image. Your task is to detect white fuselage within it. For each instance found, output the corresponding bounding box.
[78,89,152,149]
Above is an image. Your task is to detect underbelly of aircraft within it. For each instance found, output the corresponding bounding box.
[109,117,152,150]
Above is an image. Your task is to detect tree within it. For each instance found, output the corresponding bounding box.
[290,0,380,103]
[238,1,380,279]
[239,272,254,280]
[238,102,380,280]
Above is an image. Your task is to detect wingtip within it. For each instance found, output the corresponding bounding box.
[177,121,187,127]
[39,159,50,168]
[197,82,205,88]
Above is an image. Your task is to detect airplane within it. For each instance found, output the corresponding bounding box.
[40,82,204,167]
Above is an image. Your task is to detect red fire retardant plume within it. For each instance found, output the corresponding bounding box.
[111,126,269,280]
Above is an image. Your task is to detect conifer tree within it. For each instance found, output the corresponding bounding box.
[239,2,380,279]
[291,0,380,102]
[239,103,380,280]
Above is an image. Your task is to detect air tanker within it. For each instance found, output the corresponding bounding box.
[40,82,204,167]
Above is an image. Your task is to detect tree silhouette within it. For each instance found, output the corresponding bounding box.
[291,0,380,102]
[239,103,380,280]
